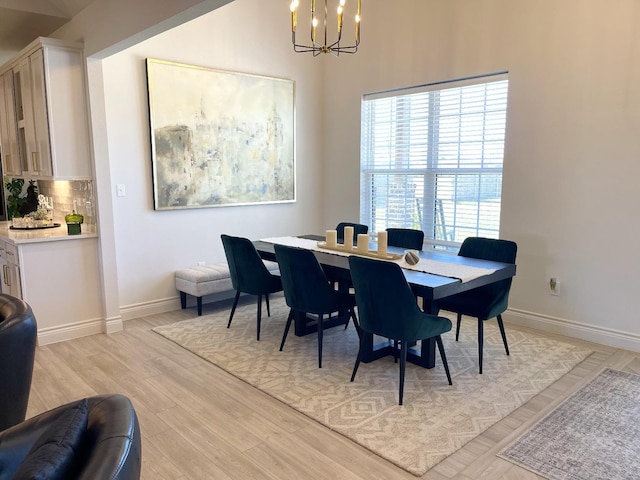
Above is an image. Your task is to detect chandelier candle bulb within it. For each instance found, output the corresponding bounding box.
[357,234,369,253]
[343,226,354,249]
[290,0,298,31]
[292,10,297,31]
[311,0,316,40]
[377,231,388,255]
[355,0,361,40]
[325,229,337,247]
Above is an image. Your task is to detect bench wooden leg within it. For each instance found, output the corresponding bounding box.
[180,291,187,309]
[197,297,203,316]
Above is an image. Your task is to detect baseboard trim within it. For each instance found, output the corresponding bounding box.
[504,308,640,353]
[120,297,180,322]
[120,291,239,321]
[105,315,123,334]
[37,318,105,346]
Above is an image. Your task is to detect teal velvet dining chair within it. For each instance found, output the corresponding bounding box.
[348,255,453,405]
[221,234,283,341]
[437,237,518,374]
[275,244,358,368]
[386,227,425,250]
[336,222,368,244]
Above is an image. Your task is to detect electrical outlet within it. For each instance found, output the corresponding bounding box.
[549,277,560,296]
[197,261,206,266]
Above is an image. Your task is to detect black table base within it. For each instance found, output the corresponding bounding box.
[358,334,437,368]
[293,311,350,337]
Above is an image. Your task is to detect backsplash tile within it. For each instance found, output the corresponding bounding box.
[36,180,96,232]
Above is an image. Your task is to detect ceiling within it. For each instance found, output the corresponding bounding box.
[0,0,95,52]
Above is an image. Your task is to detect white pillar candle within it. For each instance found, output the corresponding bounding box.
[357,234,369,253]
[377,231,388,256]
[325,229,337,247]
[343,226,354,249]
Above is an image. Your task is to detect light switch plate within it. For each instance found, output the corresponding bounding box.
[116,184,126,197]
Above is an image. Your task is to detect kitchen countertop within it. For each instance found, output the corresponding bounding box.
[0,221,97,245]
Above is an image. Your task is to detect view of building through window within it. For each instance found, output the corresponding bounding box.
[360,74,509,250]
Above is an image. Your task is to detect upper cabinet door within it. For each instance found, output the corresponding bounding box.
[15,56,52,178]
[0,72,22,177]
[42,46,91,180]
[26,50,53,177]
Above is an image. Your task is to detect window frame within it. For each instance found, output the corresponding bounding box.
[359,72,509,251]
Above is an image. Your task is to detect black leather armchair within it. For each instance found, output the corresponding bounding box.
[0,394,141,480]
[0,294,37,432]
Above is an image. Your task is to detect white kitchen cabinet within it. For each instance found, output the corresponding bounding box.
[0,240,22,298]
[1,37,91,180]
[0,71,22,176]
[0,224,102,344]
[19,236,103,343]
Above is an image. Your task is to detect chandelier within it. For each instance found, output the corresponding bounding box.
[289,0,361,56]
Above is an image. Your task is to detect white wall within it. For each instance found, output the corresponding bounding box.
[323,0,640,348]
[100,0,325,311]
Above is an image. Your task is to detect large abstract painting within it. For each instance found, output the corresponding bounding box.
[146,58,295,210]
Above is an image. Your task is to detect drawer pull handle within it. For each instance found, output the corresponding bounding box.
[32,152,40,172]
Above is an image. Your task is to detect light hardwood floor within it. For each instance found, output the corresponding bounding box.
[27,297,638,479]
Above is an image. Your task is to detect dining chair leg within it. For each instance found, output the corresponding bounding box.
[317,314,324,368]
[478,317,484,374]
[265,294,271,317]
[435,335,452,385]
[496,314,510,356]
[399,341,408,406]
[256,295,263,341]
[227,291,241,328]
[351,335,366,382]
[455,313,462,341]
[349,308,360,332]
[344,307,357,331]
[280,309,295,351]
[394,340,399,363]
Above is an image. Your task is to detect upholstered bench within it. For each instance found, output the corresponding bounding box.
[175,261,279,316]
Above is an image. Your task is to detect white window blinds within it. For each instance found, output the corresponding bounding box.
[360,73,509,250]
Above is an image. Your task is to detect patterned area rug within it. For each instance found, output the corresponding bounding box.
[499,368,640,480]
[153,298,591,476]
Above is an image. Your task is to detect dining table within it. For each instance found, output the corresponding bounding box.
[254,234,516,369]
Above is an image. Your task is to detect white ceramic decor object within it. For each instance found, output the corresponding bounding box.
[377,231,388,256]
[357,234,369,253]
[326,229,337,247]
[343,226,354,249]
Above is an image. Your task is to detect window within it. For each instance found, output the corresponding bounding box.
[360,73,509,250]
